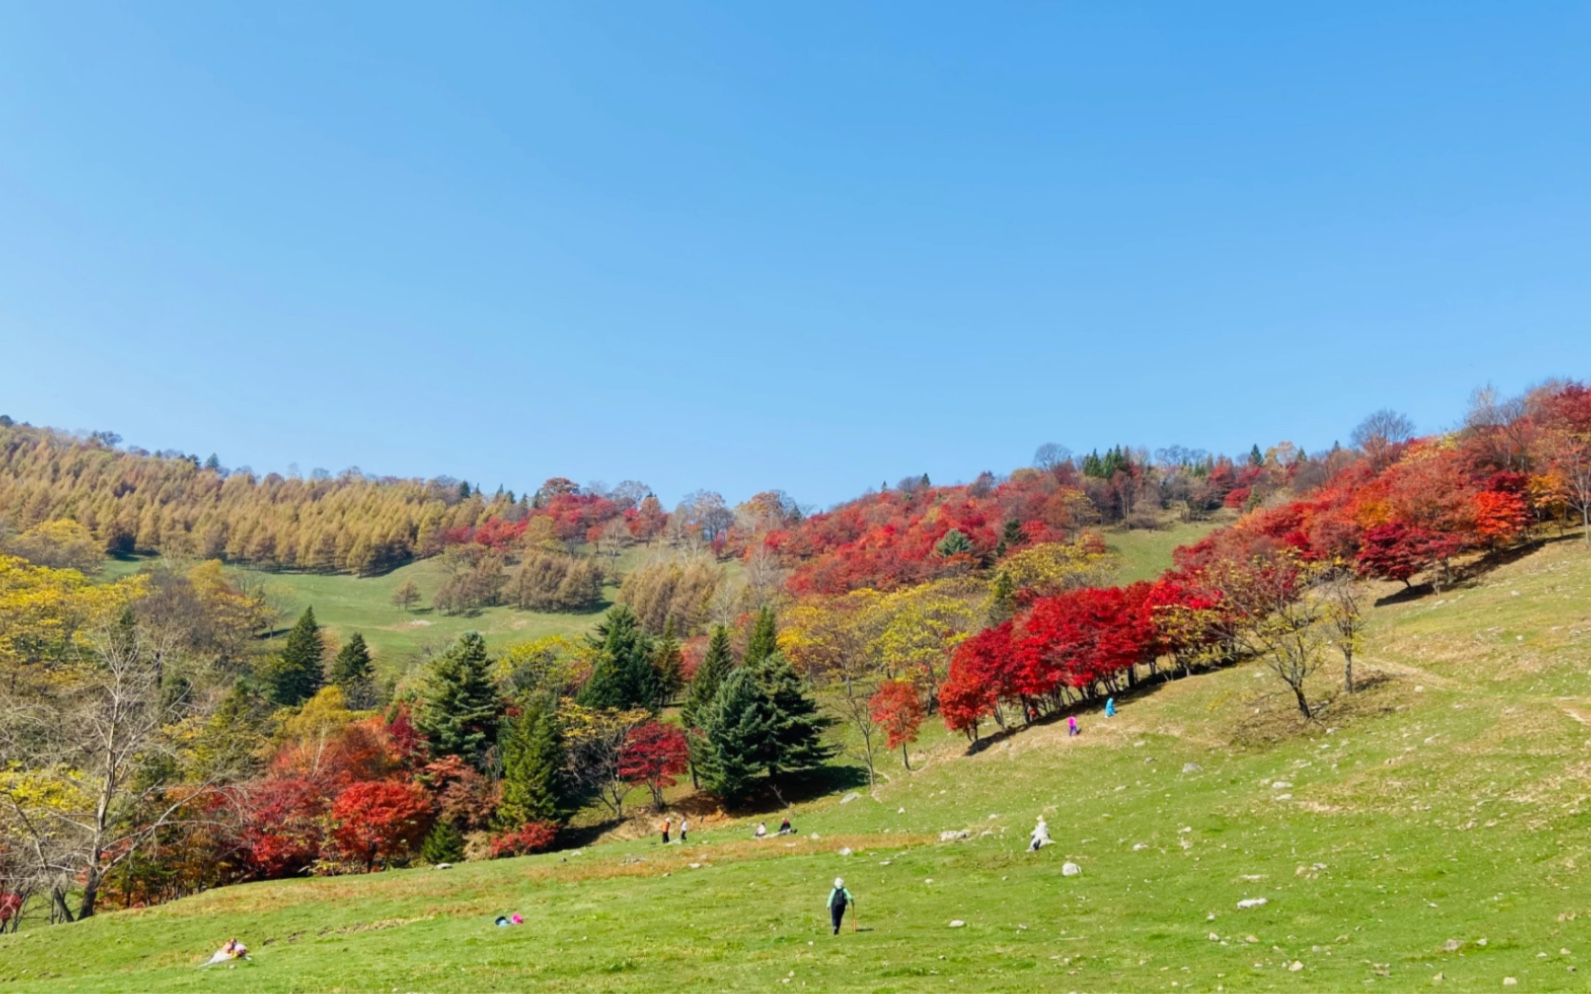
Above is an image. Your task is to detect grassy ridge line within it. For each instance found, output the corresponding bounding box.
[10,540,1591,990]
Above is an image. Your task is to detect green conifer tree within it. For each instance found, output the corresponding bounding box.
[577,605,658,711]
[652,616,685,709]
[497,696,571,826]
[329,632,375,708]
[743,606,779,669]
[420,819,465,864]
[266,607,325,707]
[988,570,1017,626]
[749,651,836,780]
[697,668,774,803]
[415,632,501,767]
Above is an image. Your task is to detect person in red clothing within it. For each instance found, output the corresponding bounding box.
[661,817,671,844]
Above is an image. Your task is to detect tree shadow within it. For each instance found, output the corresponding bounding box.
[727,766,871,817]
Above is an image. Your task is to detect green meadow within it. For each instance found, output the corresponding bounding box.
[12,537,1591,991]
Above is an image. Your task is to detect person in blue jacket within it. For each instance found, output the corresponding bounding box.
[1104,697,1116,718]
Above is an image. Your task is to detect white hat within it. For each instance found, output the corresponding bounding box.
[834,877,844,888]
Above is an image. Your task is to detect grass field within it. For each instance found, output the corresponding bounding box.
[1106,515,1230,583]
[14,538,1591,990]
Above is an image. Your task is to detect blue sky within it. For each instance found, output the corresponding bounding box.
[1,3,1587,508]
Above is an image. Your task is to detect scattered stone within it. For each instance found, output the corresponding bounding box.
[1444,940,1463,952]
[879,860,891,866]
[1133,843,1148,851]
[1434,972,1444,982]
[940,830,971,842]
[1563,948,1572,956]
[1245,935,1259,944]
[1503,978,1517,987]
[1274,794,1293,802]
[434,862,452,870]
[1478,938,1488,947]
[1207,913,1216,921]
[1183,763,1202,773]
[897,807,905,814]
[811,833,821,840]
[1236,898,1268,910]
[988,813,1000,820]
[925,878,934,884]
[838,847,853,856]
[1145,756,1155,764]
[840,792,861,805]
[1272,781,1293,790]
[949,920,966,928]
[1289,961,1304,972]
[1209,932,1221,941]
[689,863,702,869]
[1062,862,1082,877]
[980,830,995,838]
[1416,685,1425,693]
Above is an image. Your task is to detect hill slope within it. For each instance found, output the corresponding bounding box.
[7,538,1590,991]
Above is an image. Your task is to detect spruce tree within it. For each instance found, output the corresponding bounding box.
[743,606,778,669]
[995,517,1028,558]
[577,605,658,711]
[681,625,735,731]
[497,696,571,827]
[749,651,836,780]
[697,667,773,803]
[330,632,375,708]
[652,617,685,710]
[267,607,325,707]
[415,632,501,768]
[420,819,465,864]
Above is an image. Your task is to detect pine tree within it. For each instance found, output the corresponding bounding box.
[330,632,375,708]
[743,606,778,669]
[988,570,1017,625]
[1249,444,1264,466]
[415,632,501,768]
[697,668,773,803]
[266,607,325,707]
[497,697,570,827]
[577,605,658,711]
[420,819,465,864]
[682,624,735,787]
[749,651,836,780]
[652,616,685,709]
[995,517,1028,559]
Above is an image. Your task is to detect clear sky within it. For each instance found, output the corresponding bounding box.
[1,3,1588,508]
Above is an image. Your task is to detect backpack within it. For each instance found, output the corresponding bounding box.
[829,887,849,910]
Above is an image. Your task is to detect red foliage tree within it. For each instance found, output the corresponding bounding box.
[238,778,327,879]
[618,721,690,811]
[488,822,560,859]
[869,680,925,769]
[1354,522,1464,588]
[329,780,434,872]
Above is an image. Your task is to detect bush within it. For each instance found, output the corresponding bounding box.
[487,821,560,859]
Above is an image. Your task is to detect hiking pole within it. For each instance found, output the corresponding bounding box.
[852,899,858,933]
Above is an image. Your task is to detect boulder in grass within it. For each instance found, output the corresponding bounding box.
[949,920,966,928]
[1062,862,1082,877]
[1236,898,1268,910]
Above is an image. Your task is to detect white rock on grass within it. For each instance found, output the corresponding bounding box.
[838,847,853,856]
[1183,763,1203,773]
[1062,862,1082,877]
[1504,978,1517,987]
[940,830,971,842]
[840,792,861,804]
[1236,898,1269,909]
[949,920,966,928]
[1289,961,1304,972]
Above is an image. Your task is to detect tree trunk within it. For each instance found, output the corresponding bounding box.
[78,869,102,919]
[1292,684,1312,719]
[901,741,911,771]
[1343,651,1354,694]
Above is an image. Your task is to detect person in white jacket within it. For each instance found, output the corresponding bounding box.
[1028,816,1052,852]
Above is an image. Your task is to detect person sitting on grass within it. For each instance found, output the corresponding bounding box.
[1028,816,1052,852]
[204,938,248,965]
[753,821,768,839]
[777,817,794,835]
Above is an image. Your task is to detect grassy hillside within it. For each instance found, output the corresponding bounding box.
[1105,515,1229,584]
[13,540,1591,990]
